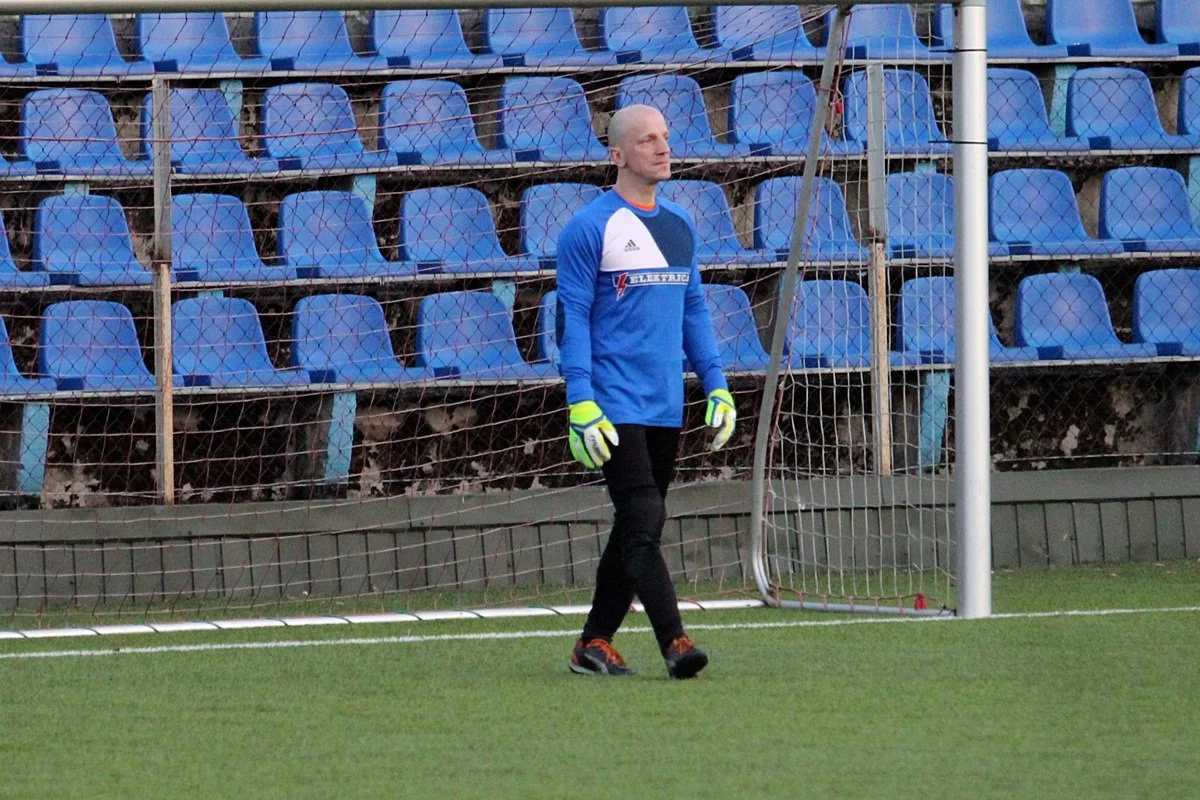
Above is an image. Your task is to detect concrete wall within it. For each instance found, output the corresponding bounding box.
[2,465,1197,608]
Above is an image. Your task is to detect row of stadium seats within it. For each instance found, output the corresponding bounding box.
[7,64,1200,181]
[5,2,1200,78]
[3,164,1198,288]
[6,267,1200,396]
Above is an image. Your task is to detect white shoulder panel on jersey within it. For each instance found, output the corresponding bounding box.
[599,207,669,273]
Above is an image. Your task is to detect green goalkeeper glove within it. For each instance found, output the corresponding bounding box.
[568,401,620,469]
[705,389,736,452]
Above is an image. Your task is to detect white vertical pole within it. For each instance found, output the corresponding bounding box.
[953,0,990,618]
[864,64,893,476]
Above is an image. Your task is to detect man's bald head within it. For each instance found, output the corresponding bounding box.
[607,105,667,151]
[607,105,671,190]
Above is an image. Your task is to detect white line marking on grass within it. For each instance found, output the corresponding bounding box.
[1,605,1197,662]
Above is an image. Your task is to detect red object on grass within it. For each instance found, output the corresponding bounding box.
[914,593,928,610]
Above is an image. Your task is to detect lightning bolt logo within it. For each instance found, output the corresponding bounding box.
[613,272,629,299]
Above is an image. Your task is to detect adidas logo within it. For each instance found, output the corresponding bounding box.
[623,239,639,252]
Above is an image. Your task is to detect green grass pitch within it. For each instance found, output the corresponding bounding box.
[2,562,1198,799]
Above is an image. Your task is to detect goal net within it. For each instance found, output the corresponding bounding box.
[0,2,981,624]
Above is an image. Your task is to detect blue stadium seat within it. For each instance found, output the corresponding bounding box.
[843,69,952,155]
[520,183,604,268]
[886,173,1009,259]
[753,176,869,263]
[898,276,1045,364]
[1067,68,1200,151]
[278,191,417,280]
[1179,68,1200,137]
[933,0,1070,59]
[34,195,150,286]
[712,6,822,61]
[500,77,608,162]
[39,301,162,392]
[402,187,540,275]
[0,154,35,178]
[836,4,947,60]
[658,180,771,265]
[380,80,514,166]
[0,317,56,396]
[293,294,434,384]
[1133,269,1200,355]
[22,89,152,178]
[137,13,271,73]
[487,8,624,66]
[989,169,1123,257]
[1047,0,1179,57]
[371,10,505,69]
[1016,273,1159,360]
[616,75,754,158]
[262,83,397,172]
[254,11,390,71]
[784,279,922,369]
[0,211,50,289]
[172,194,285,283]
[23,14,155,77]
[417,291,558,380]
[604,6,741,64]
[536,290,559,365]
[729,70,862,156]
[703,284,769,372]
[987,68,1089,152]
[173,297,311,389]
[1099,167,1200,253]
[1159,0,1200,53]
[140,88,281,176]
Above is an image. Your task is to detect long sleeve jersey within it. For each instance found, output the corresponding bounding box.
[555,189,727,427]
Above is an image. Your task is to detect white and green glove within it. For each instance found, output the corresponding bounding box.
[705,389,736,451]
[568,400,620,469]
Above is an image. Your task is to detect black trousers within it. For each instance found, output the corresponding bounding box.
[580,424,684,654]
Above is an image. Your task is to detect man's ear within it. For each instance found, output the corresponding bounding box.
[608,146,624,168]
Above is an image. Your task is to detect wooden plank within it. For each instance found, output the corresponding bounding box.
[220,539,252,599]
[160,539,192,600]
[991,504,1019,569]
[73,544,104,606]
[1153,499,1185,561]
[14,545,44,606]
[337,532,370,596]
[306,533,339,596]
[130,542,164,604]
[1182,498,1200,558]
[1072,503,1104,563]
[1042,503,1076,567]
[365,531,398,594]
[706,516,742,581]
[249,537,281,599]
[481,528,511,588]
[1099,501,1130,563]
[510,525,540,587]
[102,542,133,604]
[1016,504,1048,568]
[423,529,454,589]
[1125,500,1157,562]
[394,530,426,591]
[275,534,308,598]
[537,523,571,585]
[680,516,710,582]
[190,538,222,600]
[42,545,74,604]
[454,530,485,588]
[0,545,15,607]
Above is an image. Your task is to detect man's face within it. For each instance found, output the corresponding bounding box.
[611,111,671,183]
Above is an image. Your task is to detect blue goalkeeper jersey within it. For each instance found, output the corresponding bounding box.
[556,189,727,427]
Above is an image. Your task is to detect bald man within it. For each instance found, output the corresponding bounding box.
[557,105,736,679]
